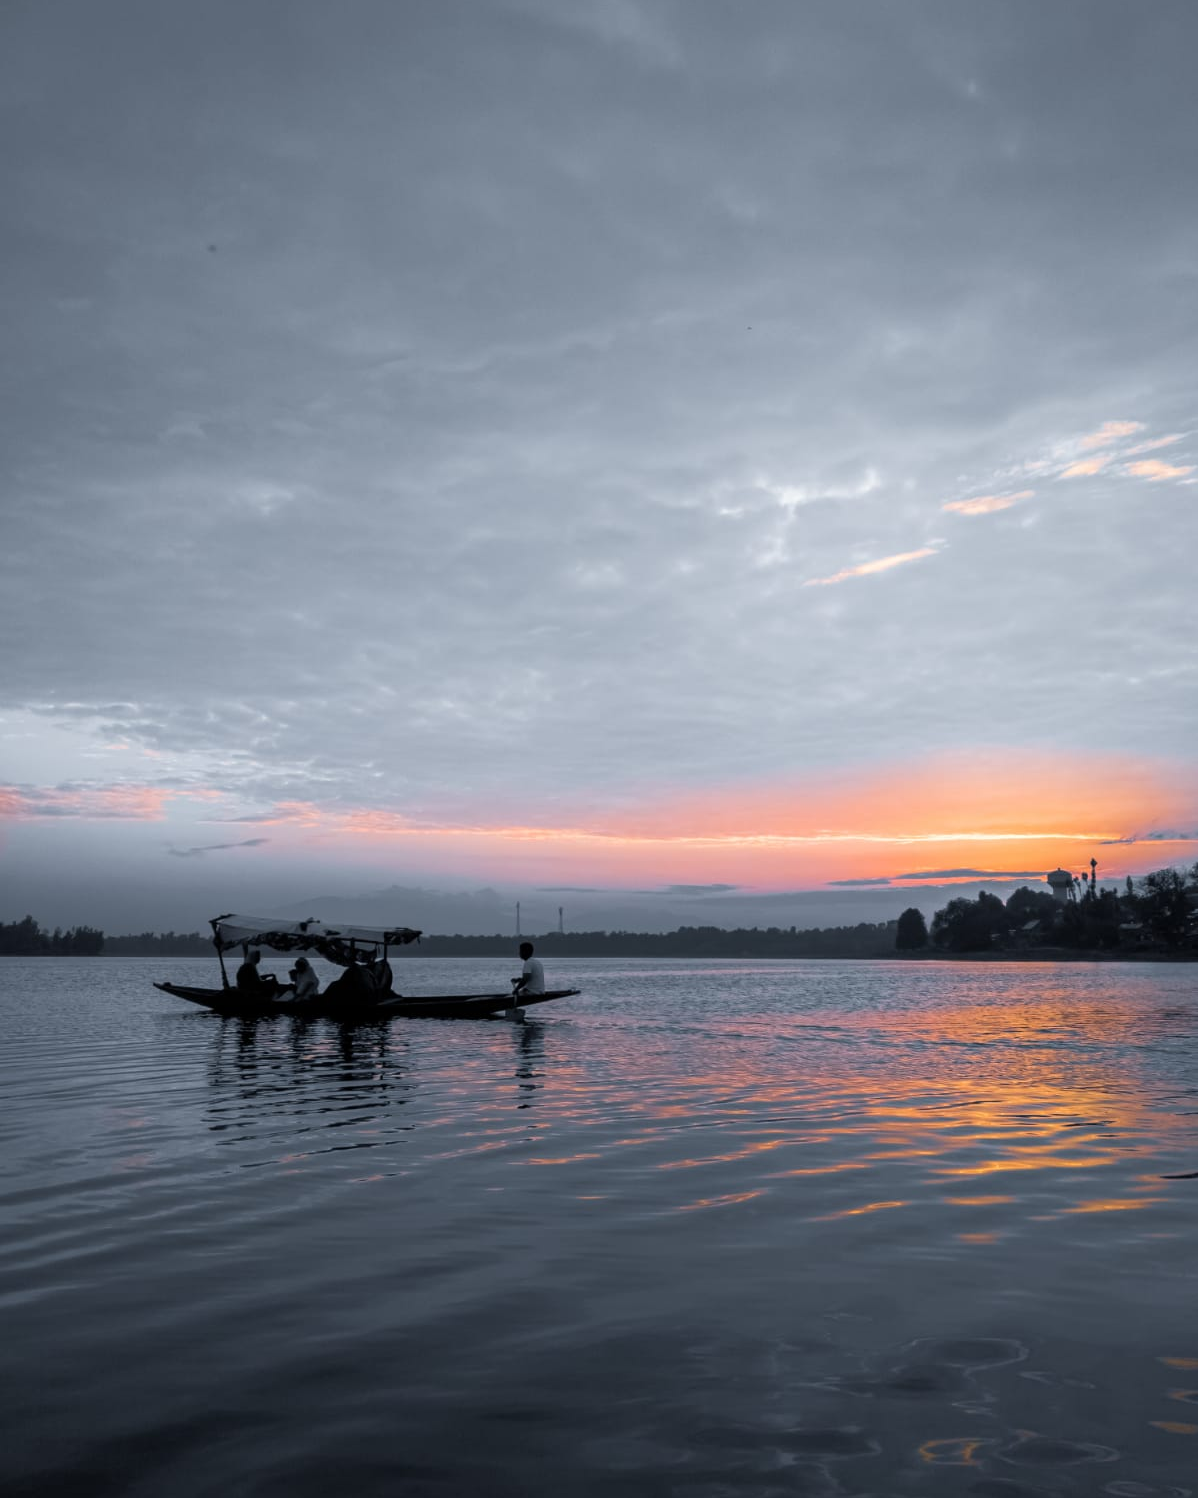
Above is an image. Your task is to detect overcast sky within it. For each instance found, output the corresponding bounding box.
[2,1,1196,934]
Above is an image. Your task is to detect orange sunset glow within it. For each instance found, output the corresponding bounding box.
[231,748,1197,887]
[3,747,1193,891]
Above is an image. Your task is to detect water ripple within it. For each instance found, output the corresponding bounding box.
[2,956,1198,1494]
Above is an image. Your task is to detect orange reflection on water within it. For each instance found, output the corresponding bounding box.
[676,1189,765,1212]
[932,1155,1122,1178]
[529,1152,604,1165]
[656,1138,790,1171]
[816,1199,908,1221]
[1150,1421,1198,1435]
[771,1162,870,1178]
[464,971,1196,1239]
[862,1148,945,1161]
[943,1195,1016,1206]
[918,1435,989,1465]
[1065,1197,1164,1214]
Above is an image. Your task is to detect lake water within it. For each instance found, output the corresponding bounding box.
[2,956,1197,1497]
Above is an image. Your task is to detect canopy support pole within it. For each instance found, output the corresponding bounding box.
[209,917,231,990]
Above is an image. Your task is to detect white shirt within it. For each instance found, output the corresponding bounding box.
[292,966,320,1001]
[520,955,546,994]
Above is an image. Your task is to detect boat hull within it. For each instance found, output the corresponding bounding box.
[154,982,580,1020]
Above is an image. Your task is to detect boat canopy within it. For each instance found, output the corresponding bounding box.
[211,914,421,965]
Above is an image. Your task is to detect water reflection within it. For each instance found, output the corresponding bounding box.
[513,1018,544,1109]
[195,973,1198,1234]
[205,1014,412,1137]
[9,960,1198,1494]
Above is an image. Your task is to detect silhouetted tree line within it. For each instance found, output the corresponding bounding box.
[406,923,901,959]
[0,915,104,956]
[101,931,215,956]
[895,863,1198,954]
[12,881,1193,962]
[0,919,212,956]
[0,917,900,959]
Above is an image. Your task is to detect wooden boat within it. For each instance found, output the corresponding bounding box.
[155,981,581,1020]
[155,913,580,1020]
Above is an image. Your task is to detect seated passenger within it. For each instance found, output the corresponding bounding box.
[236,949,282,994]
[286,956,320,1002]
[323,958,375,1005]
[367,954,394,996]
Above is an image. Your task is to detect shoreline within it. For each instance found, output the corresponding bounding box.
[891,947,1198,964]
[4,948,1195,964]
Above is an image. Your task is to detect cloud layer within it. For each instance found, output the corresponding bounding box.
[1,2,1196,923]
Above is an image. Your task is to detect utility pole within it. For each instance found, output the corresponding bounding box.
[558,905,564,935]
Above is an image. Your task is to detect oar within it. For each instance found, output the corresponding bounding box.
[505,976,526,1022]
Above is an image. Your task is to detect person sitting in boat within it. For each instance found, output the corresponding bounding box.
[348,952,394,998]
[236,949,283,995]
[323,955,379,1005]
[285,956,320,1002]
[511,942,545,997]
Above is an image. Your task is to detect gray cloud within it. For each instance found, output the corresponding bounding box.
[664,884,740,895]
[1100,831,1198,846]
[537,886,610,894]
[166,838,270,859]
[894,868,1049,881]
[541,882,741,895]
[832,867,1054,887]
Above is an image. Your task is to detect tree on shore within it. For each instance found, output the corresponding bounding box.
[1004,886,1058,924]
[895,907,929,949]
[931,891,1009,951]
[925,862,1197,954]
[1137,867,1192,946]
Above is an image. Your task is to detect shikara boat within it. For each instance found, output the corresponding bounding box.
[155,982,582,1020]
[154,914,580,1021]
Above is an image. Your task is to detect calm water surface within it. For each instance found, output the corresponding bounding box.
[2,956,1197,1497]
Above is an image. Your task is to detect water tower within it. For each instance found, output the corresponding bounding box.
[1046,868,1074,903]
